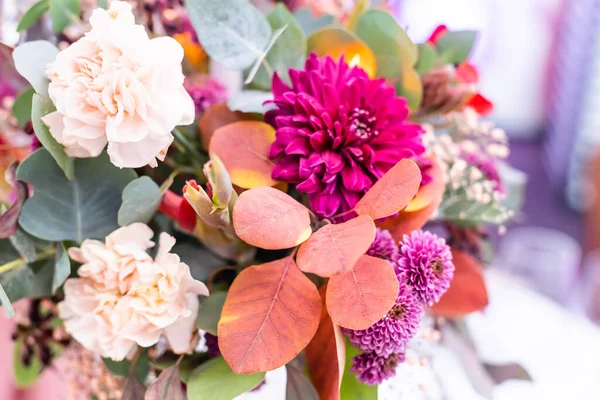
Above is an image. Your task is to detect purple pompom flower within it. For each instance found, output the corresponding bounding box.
[351,350,405,386]
[367,228,399,261]
[345,279,423,357]
[265,54,425,218]
[396,231,455,305]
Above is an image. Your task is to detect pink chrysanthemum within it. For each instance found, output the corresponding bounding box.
[396,231,455,306]
[184,76,227,115]
[265,54,425,218]
[351,351,405,386]
[367,229,399,261]
[344,280,423,357]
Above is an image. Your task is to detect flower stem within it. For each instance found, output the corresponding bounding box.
[0,248,56,275]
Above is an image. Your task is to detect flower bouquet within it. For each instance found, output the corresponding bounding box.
[0,0,526,398]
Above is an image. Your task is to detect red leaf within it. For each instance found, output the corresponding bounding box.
[455,61,479,84]
[426,25,448,45]
[198,103,258,150]
[0,163,28,239]
[306,284,345,400]
[209,121,277,189]
[233,186,312,250]
[430,249,489,317]
[354,159,421,220]
[326,255,399,330]
[377,200,439,242]
[297,215,376,277]
[467,93,494,116]
[218,257,322,374]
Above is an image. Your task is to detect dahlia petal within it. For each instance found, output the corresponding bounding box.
[272,73,291,96]
[296,173,322,193]
[322,151,344,173]
[285,138,311,156]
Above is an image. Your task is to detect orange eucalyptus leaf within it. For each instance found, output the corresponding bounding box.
[306,284,345,400]
[297,216,376,277]
[354,159,421,220]
[210,121,278,189]
[326,255,398,330]
[404,158,445,212]
[430,249,489,317]
[218,257,322,374]
[233,186,312,250]
[199,103,258,150]
[377,200,439,242]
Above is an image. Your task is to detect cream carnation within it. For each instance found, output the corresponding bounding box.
[42,0,194,168]
[58,225,209,361]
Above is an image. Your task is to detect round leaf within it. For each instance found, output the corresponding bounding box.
[199,103,259,150]
[377,198,440,242]
[404,157,445,212]
[297,215,376,277]
[252,3,307,90]
[49,0,80,33]
[17,149,136,242]
[187,0,272,70]
[354,159,421,220]
[326,255,398,330]
[218,257,321,373]
[437,31,477,65]
[209,121,277,189]
[430,249,489,317]
[188,356,265,400]
[118,176,162,226]
[227,90,274,114]
[307,27,377,78]
[13,41,58,97]
[233,187,312,250]
[17,0,50,33]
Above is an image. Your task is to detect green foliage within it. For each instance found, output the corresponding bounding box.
[13,41,59,98]
[187,356,266,400]
[245,26,287,85]
[49,0,80,33]
[9,229,37,263]
[415,43,439,74]
[103,349,150,383]
[354,10,422,111]
[118,176,162,226]
[145,364,185,400]
[0,284,14,318]
[340,339,377,400]
[17,149,136,242]
[11,87,34,127]
[251,4,306,90]
[436,30,477,65]
[31,94,75,180]
[196,291,227,335]
[52,242,70,293]
[0,241,34,305]
[17,0,50,32]
[293,7,335,36]
[13,339,42,388]
[227,90,273,114]
[187,0,272,70]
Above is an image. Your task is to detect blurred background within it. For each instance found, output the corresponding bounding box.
[1,0,600,398]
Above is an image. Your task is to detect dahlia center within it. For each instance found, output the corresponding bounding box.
[389,303,406,319]
[384,354,399,370]
[431,259,444,276]
[350,107,378,139]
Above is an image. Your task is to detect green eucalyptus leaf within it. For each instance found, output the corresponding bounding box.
[252,4,306,90]
[0,284,14,318]
[13,339,42,388]
[122,377,146,400]
[227,90,273,114]
[11,87,35,127]
[52,242,70,293]
[245,25,287,85]
[187,0,272,70]
[118,176,161,226]
[29,258,55,298]
[340,339,378,400]
[187,356,265,400]
[415,43,439,74]
[13,41,58,97]
[196,291,227,335]
[0,241,33,304]
[293,7,335,36]
[31,94,75,180]
[286,364,319,400]
[17,149,136,242]
[49,0,80,33]
[17,0,50,32]
[436,30,476,65]
[103,349,150,382]
[9,229,37,263]
[97,0,109,9]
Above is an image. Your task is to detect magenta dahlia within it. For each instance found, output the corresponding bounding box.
[265,54,425,218]
[345,277,423,357]
[351,351,405,386]
[396,231,455,306]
